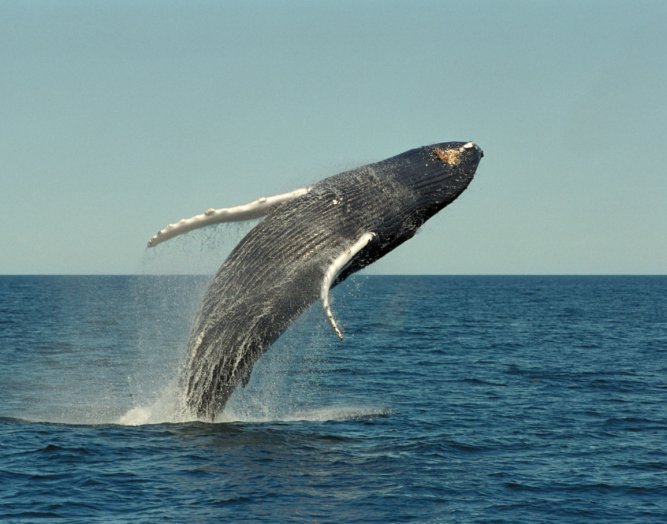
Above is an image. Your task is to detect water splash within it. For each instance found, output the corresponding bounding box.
[118,401,390,426]
[218,405,391,423]
[119,292,384,426]
[118,378,189,425]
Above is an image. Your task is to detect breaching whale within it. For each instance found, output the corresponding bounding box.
[148,141,483,420]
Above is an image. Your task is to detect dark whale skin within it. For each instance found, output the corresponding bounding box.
[181,142,483,420]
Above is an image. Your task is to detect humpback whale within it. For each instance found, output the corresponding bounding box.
[148,141,483,420]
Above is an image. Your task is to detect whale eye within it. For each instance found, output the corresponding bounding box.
[433,146,461,165]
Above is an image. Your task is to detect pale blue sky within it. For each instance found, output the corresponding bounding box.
[2,0,665,274]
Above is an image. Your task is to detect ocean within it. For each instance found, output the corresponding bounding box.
[1,275,666,522]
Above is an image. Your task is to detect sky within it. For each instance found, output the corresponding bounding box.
[1,0,665,275]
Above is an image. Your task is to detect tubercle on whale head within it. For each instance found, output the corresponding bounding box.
[394,139,483,197]
[434,141,483,161]
[429,141,482,181]
[432,141,484,166]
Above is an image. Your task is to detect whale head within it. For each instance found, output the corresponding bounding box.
[391,141,483,224]
[329,140,483,280]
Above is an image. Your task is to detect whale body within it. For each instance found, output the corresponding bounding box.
[148,141,483,420]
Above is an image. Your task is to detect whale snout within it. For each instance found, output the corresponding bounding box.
[459,141,484,161]
[462,141,484,158]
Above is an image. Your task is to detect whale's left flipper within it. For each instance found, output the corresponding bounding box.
[147,186,312,247]
[321,232,376,340]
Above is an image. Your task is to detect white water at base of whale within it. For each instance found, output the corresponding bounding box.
[118,403,390,426]
[218,405,391,423]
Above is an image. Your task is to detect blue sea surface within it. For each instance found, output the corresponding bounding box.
[1,275,666,522]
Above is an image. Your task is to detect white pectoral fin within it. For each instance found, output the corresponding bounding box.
[147,186,311,247]
[321,232,376,341]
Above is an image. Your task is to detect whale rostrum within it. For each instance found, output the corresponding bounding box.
[148,141,483,420]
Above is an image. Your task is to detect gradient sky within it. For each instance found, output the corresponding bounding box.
[2,0,665,275]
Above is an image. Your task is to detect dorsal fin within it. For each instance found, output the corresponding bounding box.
[147,186,311,247]
[321,232,376,340]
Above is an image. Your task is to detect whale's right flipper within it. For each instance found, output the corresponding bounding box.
[321,232,376,340]
[147,186,312,247]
